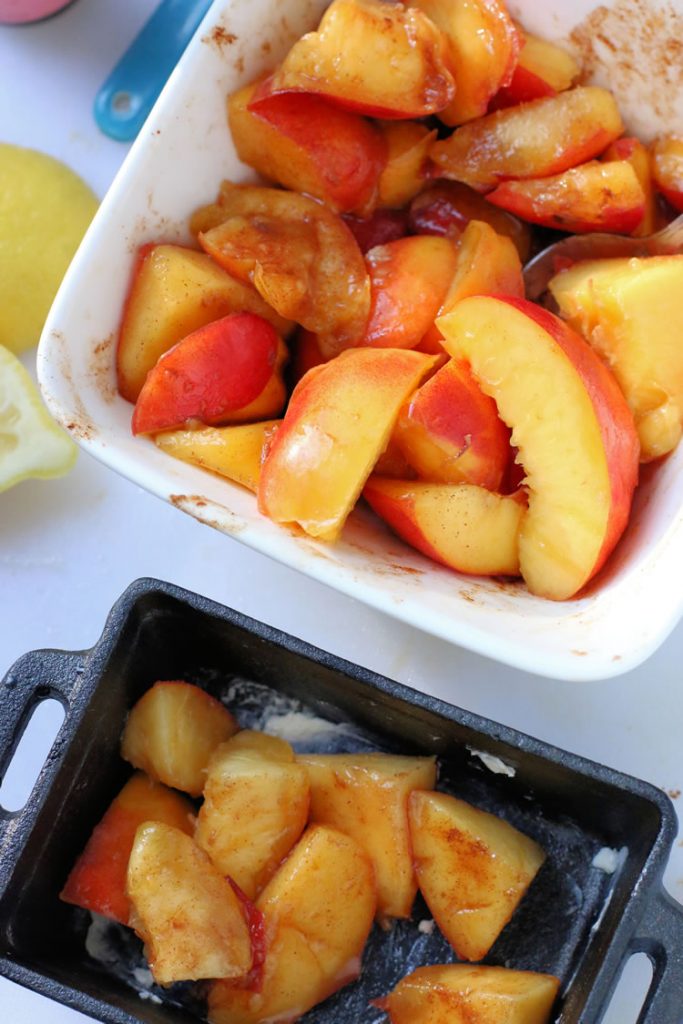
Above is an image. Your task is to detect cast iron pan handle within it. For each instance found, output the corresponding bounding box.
[631,886,683,1024]
[0,648,86,834]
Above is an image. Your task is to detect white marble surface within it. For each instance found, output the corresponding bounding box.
[0,2,681,1021]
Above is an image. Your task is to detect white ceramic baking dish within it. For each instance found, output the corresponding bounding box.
[37,0,683,682]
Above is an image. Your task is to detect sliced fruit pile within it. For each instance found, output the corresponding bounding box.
[116,0,683,601]
[61,680,560,1024]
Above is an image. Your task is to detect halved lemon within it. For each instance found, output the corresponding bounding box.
[0,344,76,493]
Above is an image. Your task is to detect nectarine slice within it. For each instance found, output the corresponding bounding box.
[155,420,279,493]
[361,236,459,349]
[602,137,658,236]
[392,358,512,490]
[127,822,253,984]
[380,964,560,1024]
[409,180,531,261]
[60,773,194,926]
[409,791,545,961]
[364,478,525,576]
[117,244,291,403]
[258,348,436,542]
[651,134,683,211]
[376,121,436,209]
[491,25,579,108]
[231,80,385,215]
[487,160,645,234]
[414,0,520,125]
[430,86,623,191]
[209,825,376,1024]
[131,313,286,436]
[267,0,455,119]
[420,219,523,353]
[195,731,310,899]
[437,296,639,600]
[550,255,683,461]
[121,680,238,797]
[198,183,370,357]
[298,752,437,919]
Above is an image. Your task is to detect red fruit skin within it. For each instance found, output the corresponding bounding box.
[248,83,387,213]
[342,209,409,253]
[132,313,281,435]
[489,65,556,110]
[59,772,194,925]
[228,879,267,994]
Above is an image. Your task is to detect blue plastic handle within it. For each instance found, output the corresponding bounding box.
[94,0,214,142]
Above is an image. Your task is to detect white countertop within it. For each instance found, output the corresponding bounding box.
[0,2,681,1020]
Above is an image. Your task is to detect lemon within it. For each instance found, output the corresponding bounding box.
[0,144,98,354]
[0,344,76,493]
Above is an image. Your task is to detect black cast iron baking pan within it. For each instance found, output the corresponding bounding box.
[0,578,682,1024]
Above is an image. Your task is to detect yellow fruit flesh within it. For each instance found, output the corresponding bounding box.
[208,825,376,1024]
[384,964,560,1024]
[126,822,252,985]
[259,348,436,542]
[0,144,98,353]
[551,255,683,461]
[438,300,614,600]
[155,420,280,493]
[298,752,436,919]
[409,791,545,961]
[194,733,310,899]
[120,681,238,797]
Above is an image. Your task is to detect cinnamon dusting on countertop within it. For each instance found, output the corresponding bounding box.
[569,0,683,139]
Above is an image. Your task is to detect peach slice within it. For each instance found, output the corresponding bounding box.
[127,822,253,984]
[361,236,459,349]
[376,121,436,209]
[602,137,658,236]
[230,80,385,215]
[379,964,560,1024]
[550,255,683,461]
[409,791,545,961]
[430,86,623,191]
[198,183,370,357]
[364,478,525,576]
[651,134,683,211]
[121,680,238,797]
[413,0,520,125]
[409,181,531,261]
[258,347,435,542]
[267,0,455,119]
[487,160,645,234]
[208,825,376,1024]
[393,359,511,490]
[491,25,579,108]
[155,420,280,493]
[342,208,409,254]
[195,731,309,899]
[117,244,291,403]
[298,753,437,920]
[60,773,194,926]
[437,296,640,600]
[131,313,286,436]
[420,219,524,352]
